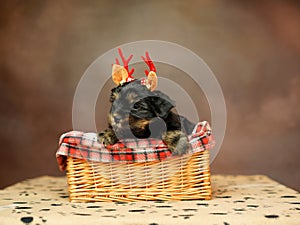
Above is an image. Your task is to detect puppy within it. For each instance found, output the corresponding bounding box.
[98,49,195,155]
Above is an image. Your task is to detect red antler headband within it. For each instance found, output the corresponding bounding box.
[141,51,156,76]
[114,48,135,82]
[114,48,156,83]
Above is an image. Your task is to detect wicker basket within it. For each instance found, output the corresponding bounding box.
[66,150,211,202]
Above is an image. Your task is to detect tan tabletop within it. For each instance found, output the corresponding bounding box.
[0,175,299,225]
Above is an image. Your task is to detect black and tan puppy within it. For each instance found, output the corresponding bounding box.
[98,49,195,155]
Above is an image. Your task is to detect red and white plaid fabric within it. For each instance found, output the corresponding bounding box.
[56,121,214,171]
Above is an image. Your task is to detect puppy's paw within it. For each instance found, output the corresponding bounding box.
[162,130,190,156]
[98,129,118,146]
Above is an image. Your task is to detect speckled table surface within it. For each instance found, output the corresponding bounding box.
[0,175,299,225]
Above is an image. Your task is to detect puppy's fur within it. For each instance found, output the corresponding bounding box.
[98,79,195,155]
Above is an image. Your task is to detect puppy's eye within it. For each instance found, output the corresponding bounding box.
[132,104,140,110]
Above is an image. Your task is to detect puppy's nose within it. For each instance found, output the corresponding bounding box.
[114,115,122,124]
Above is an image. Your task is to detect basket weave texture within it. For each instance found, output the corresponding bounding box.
[58,121,213,202]
[66,150,211,202]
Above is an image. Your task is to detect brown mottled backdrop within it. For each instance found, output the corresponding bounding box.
[0,0,299,191]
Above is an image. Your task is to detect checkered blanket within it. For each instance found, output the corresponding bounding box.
[56,121,214,171]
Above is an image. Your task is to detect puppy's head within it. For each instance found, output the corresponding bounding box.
[108,49,175,139]
[109,80,175,139]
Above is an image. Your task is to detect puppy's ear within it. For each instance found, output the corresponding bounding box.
[150,91,175,119]
[112,64,128,85]
[145,71,157,91]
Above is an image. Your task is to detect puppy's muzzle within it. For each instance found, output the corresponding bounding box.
[113,115,122,124]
